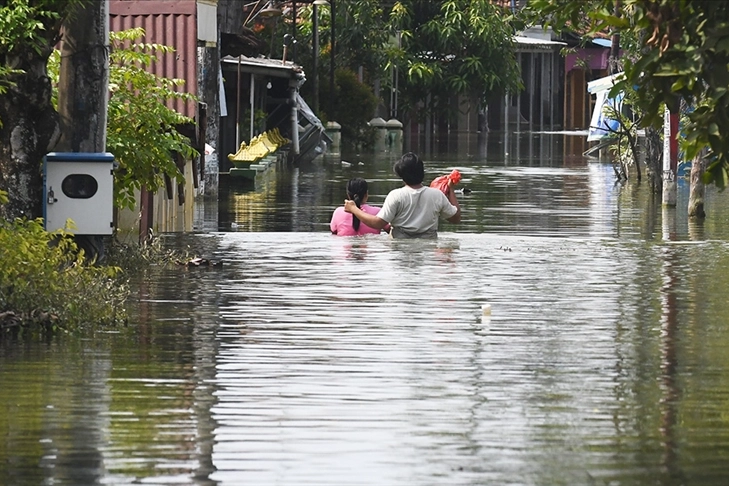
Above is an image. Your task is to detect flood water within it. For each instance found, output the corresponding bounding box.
[4,132,729,485]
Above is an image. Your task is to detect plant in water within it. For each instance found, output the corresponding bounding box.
[104,231,193,270]
[0,190,129,336]
[603,87,643,182]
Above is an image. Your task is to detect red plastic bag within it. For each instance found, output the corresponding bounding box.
[430,169,461,194]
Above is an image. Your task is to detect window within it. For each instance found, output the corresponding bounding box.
[61,174,98,199]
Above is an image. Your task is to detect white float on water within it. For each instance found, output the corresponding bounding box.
[481,304,492,315]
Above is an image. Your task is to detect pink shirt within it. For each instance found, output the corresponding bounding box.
[330,204,382,236]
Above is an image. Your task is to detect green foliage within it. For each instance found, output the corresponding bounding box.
[326,68,379,147]
[241,108,268,137]
[295,0,391,80]
[0,0,67,56]
[0,66,21,97]
[0,215,129,335]
[386,0,523,121]
[604,87,644,181]
[0,0,85,128]
[106,28,199,210]
[526,0,729,189]
[277,0,522,132]
[104,231,192,270]
[48,48,59,106]
[332,0,391,76]
[49,28,199,210]
[294,0,390,127]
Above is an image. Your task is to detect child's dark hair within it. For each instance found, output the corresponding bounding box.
[393,152,425,186]
[346,178,368,231]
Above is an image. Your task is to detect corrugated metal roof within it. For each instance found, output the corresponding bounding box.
[221,55,305,79]
[514,35,567,52]
[110,0,198,118]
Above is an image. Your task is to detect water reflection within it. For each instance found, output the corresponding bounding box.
[4,132,729,485]
[659,244,680,482]
[217,131,729,241]
[203,232,729,485]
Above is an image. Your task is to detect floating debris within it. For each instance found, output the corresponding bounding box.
[178,257,223,268]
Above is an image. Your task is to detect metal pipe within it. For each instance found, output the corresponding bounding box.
[329,0,335,115]
[540,53,544,131]
[291,88,300,154]
[516,52,522,133]
[312,3,319,113]
[393,31,400,119]
[249,74,255,141]
[236,55,241,147]
[291,0,296,64]
[529,53,535,132]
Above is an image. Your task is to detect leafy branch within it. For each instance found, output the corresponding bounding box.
[48,27,199,210]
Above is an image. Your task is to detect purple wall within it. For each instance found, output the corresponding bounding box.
[565,48,610,73]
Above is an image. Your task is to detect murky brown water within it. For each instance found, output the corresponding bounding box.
[4,133,729,485]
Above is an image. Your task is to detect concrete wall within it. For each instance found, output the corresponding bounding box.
[115,159,197,242]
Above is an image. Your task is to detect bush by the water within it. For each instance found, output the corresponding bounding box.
[0,211,129,335]
[104,230,192,270]
[319,68,379,149]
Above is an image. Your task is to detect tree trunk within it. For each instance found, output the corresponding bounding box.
[688,150,707,219]
[625,129,641,182]
[0,1,77,220]
[0,50,61,220]
[56,0,109,152]
[609,0,621,75]
[644,126,662,194]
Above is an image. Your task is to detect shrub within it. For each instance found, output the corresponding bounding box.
[323,68,379,148]
[0,199,129,336]
[104,231,192,270]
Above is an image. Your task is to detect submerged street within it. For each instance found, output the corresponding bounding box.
[3,132,729,485]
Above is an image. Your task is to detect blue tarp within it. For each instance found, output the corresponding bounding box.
[592,38,613,48]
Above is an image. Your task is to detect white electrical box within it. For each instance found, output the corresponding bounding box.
[43,152,114,235]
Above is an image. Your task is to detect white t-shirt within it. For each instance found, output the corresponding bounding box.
[376,185,458,238]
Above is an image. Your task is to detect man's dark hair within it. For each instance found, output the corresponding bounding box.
[393,152,425,186]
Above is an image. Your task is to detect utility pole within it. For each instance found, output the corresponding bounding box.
[56,0,109,152]
[55,0,110,260]
[329,0,336,116]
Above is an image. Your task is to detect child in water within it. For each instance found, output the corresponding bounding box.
[330,178,389,236]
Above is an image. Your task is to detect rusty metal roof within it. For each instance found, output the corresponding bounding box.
[110,0,198,118]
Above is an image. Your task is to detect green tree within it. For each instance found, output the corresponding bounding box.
[329,67,379,146]
[329,0,391,78]
[275,0,523,138]
[386,0,523,123]
[296,0,390,81]
[293,0,389,127]
[527,0,729,190]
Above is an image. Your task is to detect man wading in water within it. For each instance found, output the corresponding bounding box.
[344,152,461,238]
